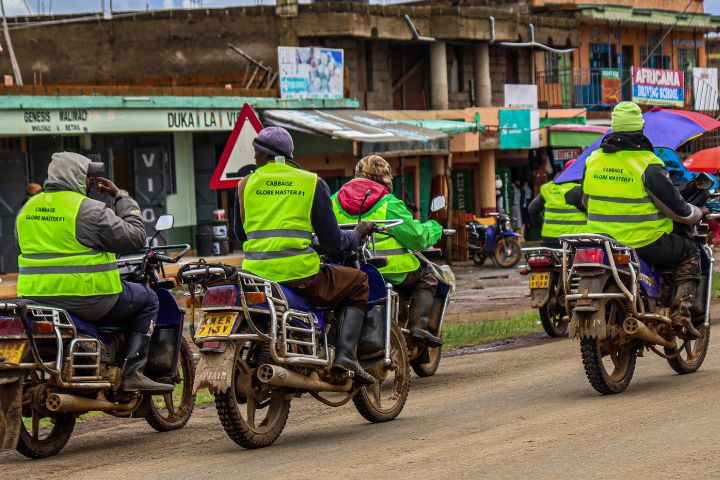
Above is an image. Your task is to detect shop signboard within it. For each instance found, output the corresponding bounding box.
[133,147,169,242]
[631,67,684,107]
[499,109,540,150]
[600,69,621,105]
[504,84,538,109]
[692,67,719,112]
[278,46,344,100]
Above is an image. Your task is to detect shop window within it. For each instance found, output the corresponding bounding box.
[544,51,559,83]
[678,48,697,73]
[589,43,618,69]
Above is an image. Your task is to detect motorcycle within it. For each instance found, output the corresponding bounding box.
[560,173,715,394]
[468,213,522,268]
[179,220,410,450]
[0,214,196,458]
[520,247,574,337]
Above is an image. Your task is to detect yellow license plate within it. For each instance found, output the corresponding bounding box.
[529,273,550,289]
[196,313,238,338]
[0,340,26,365]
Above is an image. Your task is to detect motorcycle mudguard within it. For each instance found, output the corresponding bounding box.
[569,274,611,340]
[530,288,550,309]
[0,372,23,451]
[193,342,238,395]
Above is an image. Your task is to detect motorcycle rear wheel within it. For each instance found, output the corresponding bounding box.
[144,338,196,432]
[214,342,290,449]
[580,338,637,395]
[494,238,521,268]
[665,323,711,374]
[539,282,568,337]
[16,367,75,459]
[353,323,410,423]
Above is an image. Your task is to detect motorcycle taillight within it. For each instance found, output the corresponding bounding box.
[202,286,238,307]
[0,316,25,336]
[528,255,553,268]
[573,248,605,265]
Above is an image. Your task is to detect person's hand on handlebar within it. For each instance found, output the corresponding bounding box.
[355,220,375,237]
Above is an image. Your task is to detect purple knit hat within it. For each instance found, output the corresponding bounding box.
[252,126,294,159]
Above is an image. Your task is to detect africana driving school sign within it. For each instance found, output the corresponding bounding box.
[631,67,684,108]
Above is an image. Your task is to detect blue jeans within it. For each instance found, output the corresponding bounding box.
[101,280,159,334]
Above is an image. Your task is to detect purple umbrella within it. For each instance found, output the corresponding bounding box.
[556,107,720,183]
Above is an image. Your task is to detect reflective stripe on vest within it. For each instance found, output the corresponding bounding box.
[16,191,122,297]
[582,149,673,248]
[539,181,587,239]
[242,162,320,282]
[331,186,420,278]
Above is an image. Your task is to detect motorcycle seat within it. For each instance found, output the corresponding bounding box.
[68,312,124,338]
[280,286,315,311]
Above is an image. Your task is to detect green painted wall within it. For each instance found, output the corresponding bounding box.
[166,131,197,230]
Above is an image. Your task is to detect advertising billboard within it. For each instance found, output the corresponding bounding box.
[631,67,684,107]
[278,46,344,100]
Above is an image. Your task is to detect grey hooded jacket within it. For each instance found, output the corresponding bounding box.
[16,152,146,321]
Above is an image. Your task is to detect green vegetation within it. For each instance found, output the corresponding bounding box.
[712,274,720,297]
[442,311,543,351]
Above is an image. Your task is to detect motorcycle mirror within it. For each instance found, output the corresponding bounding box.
[694,172,715,191]
[154,214,174,232]
[430,195,447,212]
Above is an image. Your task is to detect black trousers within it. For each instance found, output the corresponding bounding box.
[636,233,700,283]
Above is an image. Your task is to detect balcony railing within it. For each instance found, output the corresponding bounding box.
[536,68,719,116]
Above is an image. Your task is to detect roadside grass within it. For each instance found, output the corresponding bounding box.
[713,274,720,297]
[442,311,543,351]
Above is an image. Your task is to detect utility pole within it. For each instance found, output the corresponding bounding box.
[0,0,23,86]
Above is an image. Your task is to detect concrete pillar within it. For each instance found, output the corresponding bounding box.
[430,41,449,110]
[473,43,492,107]
[478,150,496,215]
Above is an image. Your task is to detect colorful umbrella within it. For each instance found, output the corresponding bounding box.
[556,107,720,183]
[683,147,720,174]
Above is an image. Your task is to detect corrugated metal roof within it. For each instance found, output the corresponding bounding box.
[397,119,484,134]
[578,5,715,29]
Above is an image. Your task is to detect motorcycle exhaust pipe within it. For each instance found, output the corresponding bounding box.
[256,364,353,393]
[622,317,675,349]
[46,393,141,414]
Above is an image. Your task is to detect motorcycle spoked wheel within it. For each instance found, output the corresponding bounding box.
[410,344,442,378]
[580,290,637,395]
[493,238,522,268]
[664,323,711,375]
[214,342,290,449]
[143,337,196,432]
[353,323,410,423]
[15,366,76,459]
[539,282,569,337]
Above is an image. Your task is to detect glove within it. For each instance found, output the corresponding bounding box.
[355,221,375,237]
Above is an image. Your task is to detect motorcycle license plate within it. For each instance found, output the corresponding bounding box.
[196,313,237,338]
[529,273,550,289]
[0,340,26,365]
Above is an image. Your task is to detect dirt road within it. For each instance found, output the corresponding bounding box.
[3,333,719,479]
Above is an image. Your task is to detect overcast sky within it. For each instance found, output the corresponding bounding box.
[4,0,720,15]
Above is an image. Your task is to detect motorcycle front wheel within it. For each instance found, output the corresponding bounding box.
[214,342,290,449]
[665,323,711,374]
[143,337,196,432]
[353,323,410,423]
[494,238,521,268]
[410,345,442,377]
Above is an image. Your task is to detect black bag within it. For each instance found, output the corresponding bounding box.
[358,305,386,354]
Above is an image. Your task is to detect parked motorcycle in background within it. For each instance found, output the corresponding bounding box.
[468,213,522,268]
[520,247,573,337]
[0,215,196,459]
[179,220,410,450]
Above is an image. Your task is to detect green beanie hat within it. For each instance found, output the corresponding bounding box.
[611,102,644,133]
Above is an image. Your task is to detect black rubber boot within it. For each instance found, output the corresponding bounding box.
[333,308,376,385]
[409,289,443,347]
[671,282,701,340]
[122,333,174,393]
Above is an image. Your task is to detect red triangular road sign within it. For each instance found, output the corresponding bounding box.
[210,103,264,190]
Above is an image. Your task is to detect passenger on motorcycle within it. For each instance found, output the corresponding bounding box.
[15,152,172,392]
[528,159,587,248]
[331,155,444,346]
[570,102,707,338]
[234,126,376,384]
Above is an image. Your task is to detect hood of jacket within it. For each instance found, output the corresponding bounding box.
[337,178,389,216]
[600,132,654,154]
[44,152,92,194]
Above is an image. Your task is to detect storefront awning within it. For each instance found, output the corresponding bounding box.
[262,109,449,157]
[548,124,609,148]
